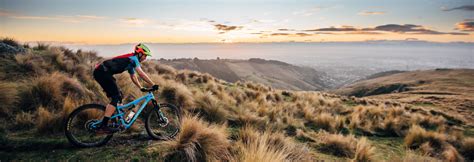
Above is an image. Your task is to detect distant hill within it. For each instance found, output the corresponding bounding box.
[156,58,336,90]
[333,69,474,126]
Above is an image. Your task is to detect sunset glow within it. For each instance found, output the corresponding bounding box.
[1,0,473,44]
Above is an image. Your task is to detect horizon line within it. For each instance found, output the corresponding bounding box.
[19,39,474,46]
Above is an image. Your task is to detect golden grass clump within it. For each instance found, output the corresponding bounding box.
[193,92,229,123]
[441,145,464,162]
[398,151,441,162]
[460,137,474,160]
[234,126,313,162]
[154,64,177,76]
[19,72,88,111]
[35,106,63,134]
[14,111,35,129]
[150,115,232,162]
[158,80,195,110]
[318,133,358,157]
[306,112,343,133]
[353,137,376,162]
[404,125,464,161]
[0,82,18,115]
[404,125,447,150]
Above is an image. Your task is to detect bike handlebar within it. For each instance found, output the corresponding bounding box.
[140,85,159,92]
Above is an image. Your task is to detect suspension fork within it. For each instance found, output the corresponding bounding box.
[151,99,159,109]
[151,99,166,122]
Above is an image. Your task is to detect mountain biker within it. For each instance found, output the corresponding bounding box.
[93,43,157,134]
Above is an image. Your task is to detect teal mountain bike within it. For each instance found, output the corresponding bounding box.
[64,86,181,147]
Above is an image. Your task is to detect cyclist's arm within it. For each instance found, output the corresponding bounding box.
[135,66,155,86]
[130,74,142,89]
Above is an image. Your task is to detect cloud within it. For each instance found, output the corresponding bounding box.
[346,31,383,35]
[295,33,313,37]
[292,7,323,16]
[455,20,474,32]
[369,24,467,35]
[278,28,295,31]
[304,26,357,32]
[358,11,386,15]
[269,32,313,37]
[301,24,468,35]
[120,18,151,26]
[0,10,107,23]
[213,24,243,34]
[0,9,15,16]
[75,15,106,20]
[371,24,424,33]
[10,15,56,20]
[443,5,474,11]
[270,33,289,36]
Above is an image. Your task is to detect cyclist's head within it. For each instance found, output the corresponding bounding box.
[134,43,151,61]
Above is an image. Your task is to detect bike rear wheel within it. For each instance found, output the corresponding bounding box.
[145,103,181,140]
[64,104,113,147]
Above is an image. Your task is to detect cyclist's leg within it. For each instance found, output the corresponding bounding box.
[93,69,121,130]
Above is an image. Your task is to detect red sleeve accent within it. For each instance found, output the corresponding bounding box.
[113,53,134,59]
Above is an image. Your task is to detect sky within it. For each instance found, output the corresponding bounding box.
[0,0,473,44]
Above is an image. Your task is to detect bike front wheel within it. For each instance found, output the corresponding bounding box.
[145,103,181,140]
[64,104,113,147]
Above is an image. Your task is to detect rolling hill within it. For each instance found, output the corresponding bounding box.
[156,58,336,91]
[333,69,474,126]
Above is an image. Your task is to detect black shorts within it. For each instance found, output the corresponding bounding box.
[93,66,121,99]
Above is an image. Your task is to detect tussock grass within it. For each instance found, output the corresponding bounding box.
[353,137,376,162]
[306,112,344,133]
[460,137,474,160]
[19,72,88,111]
[14,111,35,129]
[404,125,464,161]
[149,115,232,162]
[398,151,440,162]
[36,107,63,134]
[1,37,21,48]
[193,92,229,123]
[318,133,358,157]
[0,82,18,115]
[234,126,313,162]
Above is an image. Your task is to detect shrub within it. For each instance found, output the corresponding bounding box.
[150,115,232,162]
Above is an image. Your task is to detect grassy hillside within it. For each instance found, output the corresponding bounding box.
[333,69,474,127]
[157,58,335,91]
[0,39,473,161]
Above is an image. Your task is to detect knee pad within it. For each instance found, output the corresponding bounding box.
[110,95,122,107]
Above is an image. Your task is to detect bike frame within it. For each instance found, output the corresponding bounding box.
[96,92,159,130]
